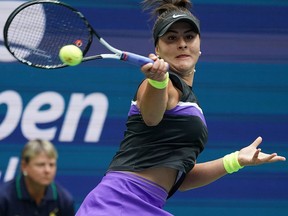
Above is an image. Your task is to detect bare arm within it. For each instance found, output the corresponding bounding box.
[179,136,286,191]
[138,54,176,126]
[179,158,226,191]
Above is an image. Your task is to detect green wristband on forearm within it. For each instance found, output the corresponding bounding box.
[148,72,169,89]
[223,151,244,174]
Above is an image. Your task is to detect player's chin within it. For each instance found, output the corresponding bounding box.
[176,64,193,73]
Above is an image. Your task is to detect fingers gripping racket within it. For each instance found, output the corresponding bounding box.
[3,0,153,69]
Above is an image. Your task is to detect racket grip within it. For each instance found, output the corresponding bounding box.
[122,52,154,66]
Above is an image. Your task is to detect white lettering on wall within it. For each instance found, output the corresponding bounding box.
[59,93,108,142]
[22,92,65,140]
[0,90,109,143]
[0,90,22,140]
[3,157,19,182]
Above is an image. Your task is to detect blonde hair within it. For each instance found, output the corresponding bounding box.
[21,139,58,163]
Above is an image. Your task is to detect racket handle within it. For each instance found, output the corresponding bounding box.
[121,52,154,66]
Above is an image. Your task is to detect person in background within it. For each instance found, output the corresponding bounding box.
[76,0,286,215]
[0,139,75,216]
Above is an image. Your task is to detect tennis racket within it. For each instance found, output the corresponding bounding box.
[3,0,154,69]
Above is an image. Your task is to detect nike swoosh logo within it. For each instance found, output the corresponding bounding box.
[172,14,186,19]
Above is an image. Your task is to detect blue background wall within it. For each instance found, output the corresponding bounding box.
[0,0,287,215]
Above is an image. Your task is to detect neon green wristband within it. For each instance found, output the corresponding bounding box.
[148,73,169,89]
[223,151,244,174]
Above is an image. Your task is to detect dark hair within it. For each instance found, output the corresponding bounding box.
[142,0,199,46]
[142,0,192,19]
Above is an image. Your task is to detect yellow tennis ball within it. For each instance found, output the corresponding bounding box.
[59,45,83,66]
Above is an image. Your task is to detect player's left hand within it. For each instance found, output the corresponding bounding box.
[238,136,286,166]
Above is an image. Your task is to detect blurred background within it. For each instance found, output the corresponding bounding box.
[0,0,287,215]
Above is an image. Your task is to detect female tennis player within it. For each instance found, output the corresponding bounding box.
[76,0,286,215]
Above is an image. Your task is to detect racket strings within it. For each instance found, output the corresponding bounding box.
[7,5,47,63]
[6,3,92,68]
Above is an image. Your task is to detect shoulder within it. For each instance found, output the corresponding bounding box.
[53,182,75,215]
[0,180,15,198]
[54,182,74,203]
[169,72,189,91]
[0,180,16,213]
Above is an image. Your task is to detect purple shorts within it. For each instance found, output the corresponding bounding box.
[76,171,173,216]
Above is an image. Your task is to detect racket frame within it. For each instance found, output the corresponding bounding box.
[3,0,153,69]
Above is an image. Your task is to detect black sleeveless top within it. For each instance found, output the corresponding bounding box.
[108,72,208,197]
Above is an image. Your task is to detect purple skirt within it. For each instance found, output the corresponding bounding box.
[76,171,173,216]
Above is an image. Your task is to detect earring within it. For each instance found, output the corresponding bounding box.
[23,171,28,176]
[199,51,202,55]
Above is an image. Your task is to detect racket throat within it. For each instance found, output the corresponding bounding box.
[120,52,129,61]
